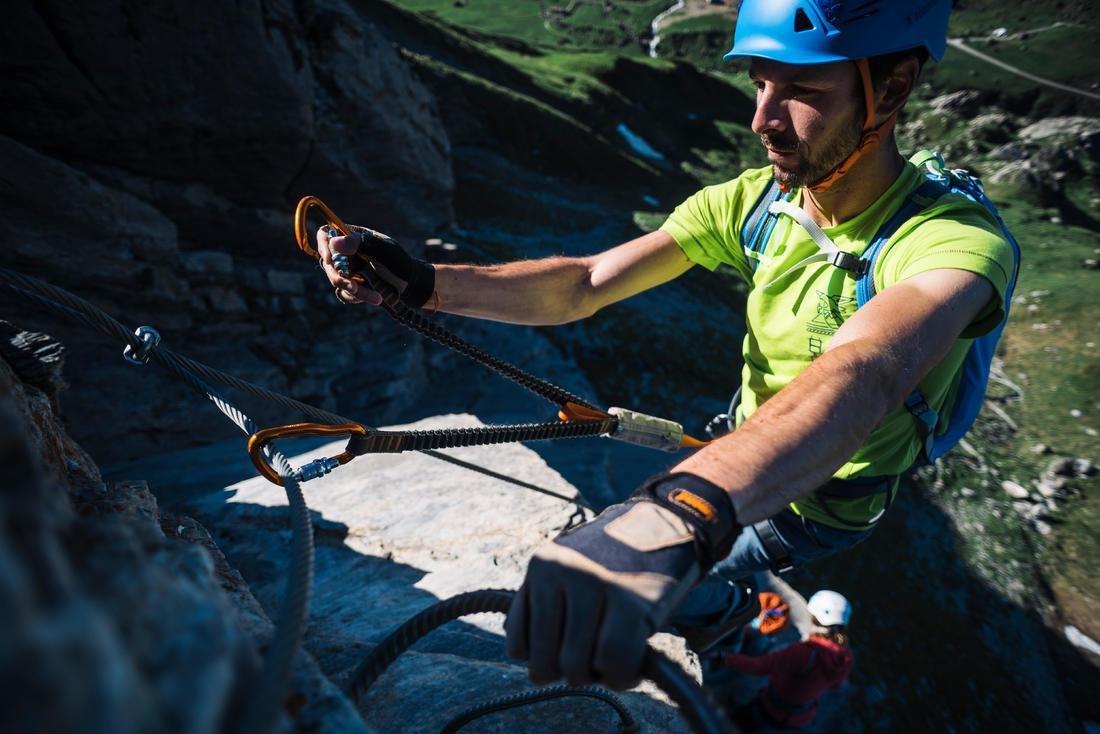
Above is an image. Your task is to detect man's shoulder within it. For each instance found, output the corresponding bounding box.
[873,174,1018,304]
[677,166,776,227]
[893,186,1011,258]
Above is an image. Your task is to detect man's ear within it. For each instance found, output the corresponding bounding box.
[877,56,921,122]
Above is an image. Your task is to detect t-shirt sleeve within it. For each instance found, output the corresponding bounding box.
[660,179,754,282]
[874,204,1017,338]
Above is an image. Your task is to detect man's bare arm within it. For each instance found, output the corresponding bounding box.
[435,230,693,324]
[674,268,996,522]
[321,228,694,325]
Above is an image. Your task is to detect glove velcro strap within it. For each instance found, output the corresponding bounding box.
[633,472,740,569]
[399,261,436,309]
[351,226,436,309]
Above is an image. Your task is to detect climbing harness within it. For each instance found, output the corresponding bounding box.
[733,148,1021,468]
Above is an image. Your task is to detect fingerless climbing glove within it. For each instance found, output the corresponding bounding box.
[506,472,740,689]
[348,225,436,308]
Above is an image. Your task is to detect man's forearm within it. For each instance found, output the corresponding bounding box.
[675,339,906,523]
[433,257,597,325]
[430,231,692,326]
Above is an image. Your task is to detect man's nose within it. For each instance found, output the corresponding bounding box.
[751,88,788,136]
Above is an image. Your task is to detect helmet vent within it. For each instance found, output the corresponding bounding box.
[793,8,815,32]
[846,0,881,23]
[818,0,882,27]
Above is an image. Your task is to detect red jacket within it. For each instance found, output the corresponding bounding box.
[724,636,853,728]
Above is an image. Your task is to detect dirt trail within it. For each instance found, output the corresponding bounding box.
[652,0,736,33]
[947,38,1100,101]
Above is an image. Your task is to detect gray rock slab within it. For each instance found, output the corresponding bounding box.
[129,413,701,733]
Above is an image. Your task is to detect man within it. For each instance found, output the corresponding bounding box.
[318,0,1015,691]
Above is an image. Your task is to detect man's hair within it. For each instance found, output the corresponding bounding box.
[867,47,930,90]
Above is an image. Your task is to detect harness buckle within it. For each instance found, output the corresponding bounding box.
[829,251,869,275]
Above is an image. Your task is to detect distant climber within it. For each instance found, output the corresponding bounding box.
[740,590,797,656]
[315,0,1019,692]
[725,590,855,730]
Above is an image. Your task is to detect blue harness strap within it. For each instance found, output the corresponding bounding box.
[854,176,950,307]
[731,153,1021,472]
[853,154,1022,465]
[740,179,791,271]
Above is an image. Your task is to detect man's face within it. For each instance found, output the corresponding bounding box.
[748,59,865,189]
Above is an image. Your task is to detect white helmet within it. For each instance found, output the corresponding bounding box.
[807,590,852,627]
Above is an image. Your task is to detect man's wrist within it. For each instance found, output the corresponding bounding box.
[400,258,435,308]
[632,472,741,568]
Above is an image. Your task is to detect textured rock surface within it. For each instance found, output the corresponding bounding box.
[119,414,703,733]
[0,331,370,734]
[0,0,453,466]
[0,0,453,242]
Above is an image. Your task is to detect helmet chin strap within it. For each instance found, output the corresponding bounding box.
[780,59,897,194]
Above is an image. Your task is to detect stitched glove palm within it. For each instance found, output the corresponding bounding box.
[505,472,740,690]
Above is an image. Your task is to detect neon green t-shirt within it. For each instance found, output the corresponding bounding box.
[660,160,1016,528]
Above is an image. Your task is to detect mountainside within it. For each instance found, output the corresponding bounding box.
[1,0,1097,731]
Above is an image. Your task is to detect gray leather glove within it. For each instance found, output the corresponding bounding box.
[505,472,740,689]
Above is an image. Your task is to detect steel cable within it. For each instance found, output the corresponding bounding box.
[2,270,674,733]
[0,268,595,508]
[346,589,736,734]
[440,685,639,734]
[0,268,312,734]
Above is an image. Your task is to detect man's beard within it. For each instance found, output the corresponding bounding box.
[761,116,863,189]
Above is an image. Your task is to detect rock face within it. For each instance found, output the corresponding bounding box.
[0,0,455,465]
[0,0,453,243]
[118,413,703,733]
[0,327,369,734]
[2,321,707,734]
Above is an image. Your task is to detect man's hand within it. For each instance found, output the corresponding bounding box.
[505,473,740,690]
[315,225,435,307]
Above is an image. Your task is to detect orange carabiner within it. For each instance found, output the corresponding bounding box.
[557,401,613,423]
[247,421,368,486]
[294,196,353,259]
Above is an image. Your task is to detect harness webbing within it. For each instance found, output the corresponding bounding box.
[739,179,789,270]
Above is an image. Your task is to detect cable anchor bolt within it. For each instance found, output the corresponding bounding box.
[122,326,161,365]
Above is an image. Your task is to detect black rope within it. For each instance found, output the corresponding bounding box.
[0,269,598,510]
[346,589,736,734]
[347,419,616,455]
[440,685,639,734]
[421,450,592,510]
[371,275,601,412]
[0,270,313,734]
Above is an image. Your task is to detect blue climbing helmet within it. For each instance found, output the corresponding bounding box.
[725,0,954,65]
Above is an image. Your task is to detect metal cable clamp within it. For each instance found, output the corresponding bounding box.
[122,325,161,365]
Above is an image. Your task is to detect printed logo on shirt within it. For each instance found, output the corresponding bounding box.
[807,291,856,336]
